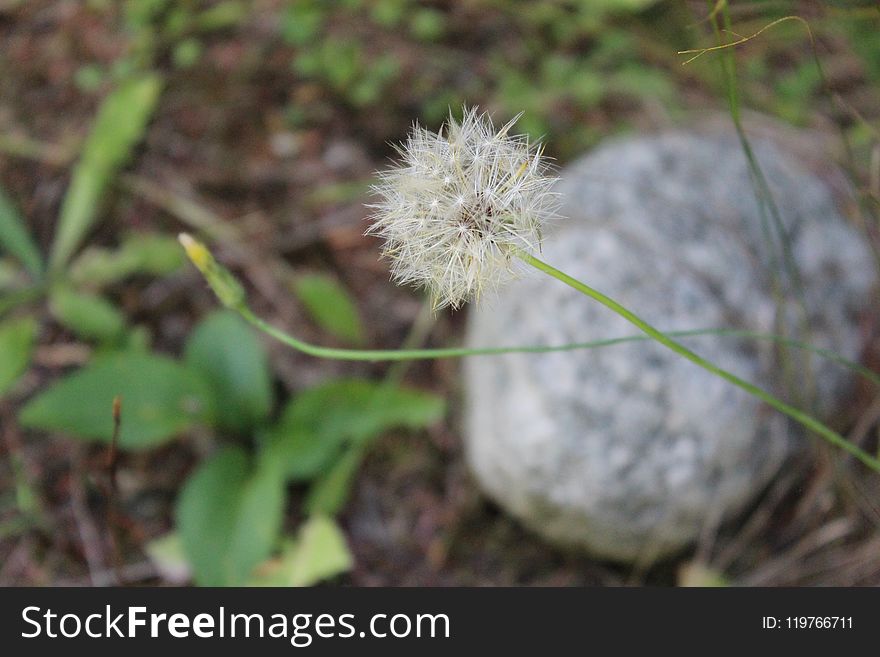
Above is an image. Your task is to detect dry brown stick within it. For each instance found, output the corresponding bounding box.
[713,468,802,571]
[740,517,854,586]
[55,560,158,587]
[69,459,107,586]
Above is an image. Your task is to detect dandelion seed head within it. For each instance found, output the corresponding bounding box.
[366,107,559,310]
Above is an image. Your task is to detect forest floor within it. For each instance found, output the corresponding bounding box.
[1,0,880,586]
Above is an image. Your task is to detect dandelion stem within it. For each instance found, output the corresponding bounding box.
[236,304,877,382]
[238,305,759,361]
[517,250,880,473]
[180,233,879,470]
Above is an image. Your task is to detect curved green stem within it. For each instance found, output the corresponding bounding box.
[179,233,880,470]
[517,251,880,472]
[182,232,880,382]
[240,302,878,383]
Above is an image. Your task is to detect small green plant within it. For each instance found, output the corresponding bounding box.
[0,71,167,395]
[283,1,402,111]
[73,0,248,91]
[123,0,248,71]
[278,0,684,156]
[0,0,258,404]
[20,307,444,586]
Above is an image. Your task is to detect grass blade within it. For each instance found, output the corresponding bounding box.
[49,73,163,271]
[0,186,43,278]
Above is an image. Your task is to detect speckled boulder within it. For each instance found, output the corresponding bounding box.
[463,130,875,562]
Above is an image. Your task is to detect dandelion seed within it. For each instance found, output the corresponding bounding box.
[366,107,559,310]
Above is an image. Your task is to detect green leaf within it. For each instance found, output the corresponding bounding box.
[322,39,359,90]
[305,446,364,516]
[144,532,190,584]
[196,0,246,31]
[295,378,445,444]
[0,259,23,290]
[249,515,352,587]
[75,64,105,92]
[409,9,445,42]
[574,0,658,14]
[49,286,126,343]
[123,0,171,31]
[370,0,405,27]
[0,316,37,398]
[49,73,163,270]
[281,0,324,46]
[172,38,203,69]
[20,351,210,449]
[163,5,190,37]
[0,288,44,318]
[261,378,444,481]
[184,310,273,432]
[69,233,185,288]
[292,273,364,345]
[0,186,43,278]
[176,447,285,586]
[259,424,339,483]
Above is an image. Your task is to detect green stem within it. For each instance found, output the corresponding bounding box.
[237,304,878,383]
[712,2,816,410]
[517,250,880,472]
[183,232,878,468]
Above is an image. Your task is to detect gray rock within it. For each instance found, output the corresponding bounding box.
[463,130,875,562]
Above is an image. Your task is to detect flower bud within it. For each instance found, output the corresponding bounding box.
[179,233,245,310]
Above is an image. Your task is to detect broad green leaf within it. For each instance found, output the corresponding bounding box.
[144,532,191,584]
[290,378,445,444]
[20,351,210,449]
[305,446,364,516]
[259,424,338,483]
[0,186,42,277]
[122,324,152,352]
[292,273,364,345]
[49,286,126,343]
[249,515,352,587]
[0,316,37,398]
[176,447,285,586]
[184,310,273,432]
[261,378,444,481]
[49,73,163,270]
[69,233,185,287]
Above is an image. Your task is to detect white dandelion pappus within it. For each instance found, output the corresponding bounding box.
[366,107,559,310]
